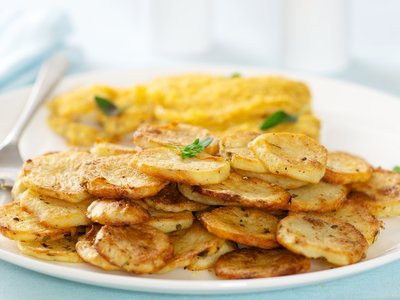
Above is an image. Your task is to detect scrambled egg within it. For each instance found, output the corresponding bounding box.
[47,74,320,146]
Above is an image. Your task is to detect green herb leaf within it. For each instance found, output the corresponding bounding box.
[230,73,241,78]
[181,137,213,159]
[393,166,400,173]
[94,96,120,116]
[260,110,298,131]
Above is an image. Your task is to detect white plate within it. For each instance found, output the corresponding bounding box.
[1,66,400,295]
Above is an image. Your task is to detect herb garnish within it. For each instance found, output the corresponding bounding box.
[230,73,241,78]
[181,137,213,159]
[260,110,298,131]
[94,96,121,116]
[393,166,400,173]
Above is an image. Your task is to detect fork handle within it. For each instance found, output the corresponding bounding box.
[2,53,69,146]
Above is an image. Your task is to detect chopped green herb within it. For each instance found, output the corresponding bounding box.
[181,137,213,159]
[230,73,241,78]
[260,110,298,131]
[393,166,400,173]
[94,96,121,116]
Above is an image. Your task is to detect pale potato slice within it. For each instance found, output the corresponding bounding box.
[187,240,237,271]
[76,225,120,270]
[190,172,290,210]
[249,133,328,183]
[86,199,150,225]
[133,123,219,155]
[95,224,173,274]
[235,169,307,189]
[178,184,240,206]
[287,182,348,212]
[277,214,368,266]
[147,209,194,233]
[214,248,310,279]
[199,207,279,249]
[20,189,91,228]
[351,168,400,217]
[80,154,167,199]
[144,183,208,212]
[21,151,92,202]
[131,147,230,185]
[0,202,76,242]
[90,142,140,156]
[220,132,267,173]
[323,151,372,184]
[157,222,225,273]
[18,235,82,263]
[11,178,27,201]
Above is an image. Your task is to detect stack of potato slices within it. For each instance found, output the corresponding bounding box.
[1,123,396,280]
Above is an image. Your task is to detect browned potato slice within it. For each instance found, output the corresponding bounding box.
[90,142,140,156]
[287,182,348,212]
[199,207,279,249]
[80,154,167,199]
[214,248,310,279]
[76,225,120,270]
[133,123,219,155]
[249,133,328,183]
[21,151,92,202]
[95,224,173,274]
[147,209,194,233]
[131,147,230,185]
[220,132,267,173]
[190,172,290,210]
[86,199,150,225]
[277,214,368,266]
[178,184,240,206]
[0,202,76,242]
[351,168,400,217]
[323,151,372,184]
[144,183,208,212]
[235,169,307,189]
[18,235,82,263]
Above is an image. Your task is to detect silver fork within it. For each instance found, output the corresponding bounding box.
[0,53,69,197]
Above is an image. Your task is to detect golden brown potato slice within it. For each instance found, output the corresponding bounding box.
[199,207,279,249]
[235,169,307,189]
[0,202,76,242]
[144,183,208,212]
[351,168,400,217]
[287,182,348,212]
[214,248,310,279]
[80,154,167,199]
[131,147,230,185]
[323,151,372,185]
[249,133,328,183]
[178,184,240,206]
[90,142,140,156]
[86,199,150,225]
[18,235,82,263]
[95,224,173,274]
[146,209,194,233]
[21,151,92,202]
[133,123,219,155]
[277,214,368,266]
[219,132,267,173]
[189,172,290,210]
[20,189,91,228]
[76,225,120,270]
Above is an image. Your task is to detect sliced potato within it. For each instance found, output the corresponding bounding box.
[199,207,279,249]
[21,151,92,202]
[190,172,290,210]
[220,132,267,173]
[86,199,150,225]
[277,214,368,266]
[80,154,167,199]
[287,182,348,212]
[144,183,208,212]
[178,184,240,206]
[131,147,230,185]
[351,168,400,217]
[235,169,307,189]
[95,224,173,274]
[147,209,193,233]
[0,202,76,242]
[249,133,328,183]
[11,178,27,201]
[214,248,310,279]
[133,123,219,155]
[323,151,372,184]
[90,142,140,156]
[20,189,91,228]
[18,235,82,263]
